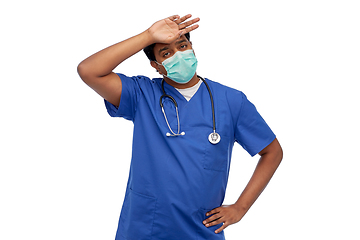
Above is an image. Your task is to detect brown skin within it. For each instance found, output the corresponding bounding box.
[151,36,283,234]
[77,14,199,107]
[203,138,283,233]
[150,35,200,89]
[77,14,283,234]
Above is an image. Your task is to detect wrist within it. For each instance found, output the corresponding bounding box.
[142,28,156,46]
[233,200,250,214]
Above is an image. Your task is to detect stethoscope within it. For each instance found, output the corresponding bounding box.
[159,75,221,144]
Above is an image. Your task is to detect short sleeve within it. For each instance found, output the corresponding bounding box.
[104,73,141,121]
[234,92,276,157]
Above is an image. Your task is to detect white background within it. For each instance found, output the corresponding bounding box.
[1,0,359,239]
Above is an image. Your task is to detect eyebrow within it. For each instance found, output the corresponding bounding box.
[175,39,187,45]
[158,46,169,55]
[158,40,188,55]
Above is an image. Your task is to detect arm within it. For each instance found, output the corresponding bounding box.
[203,138,283,233]
[77,14,199,107]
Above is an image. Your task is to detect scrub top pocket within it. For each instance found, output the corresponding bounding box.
[117,188,157,240]
[202,135,230,172]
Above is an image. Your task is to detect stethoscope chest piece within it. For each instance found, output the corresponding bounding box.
[208,132,221,144]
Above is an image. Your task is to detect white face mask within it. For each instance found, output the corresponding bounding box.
[157,50,198,84]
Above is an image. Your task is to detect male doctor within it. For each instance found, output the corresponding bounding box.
[78,14,283,240]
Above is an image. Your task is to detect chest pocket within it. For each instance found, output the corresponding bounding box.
[202,135,231,172]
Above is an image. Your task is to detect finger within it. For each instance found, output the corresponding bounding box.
[206,207,221,217]
[205,218,223,227]
[168,15,180,21]
[215,223,228,234]
[178,17,200,30]
[174,14,192,24]
[179,24,199,36]
[203,214,221,225]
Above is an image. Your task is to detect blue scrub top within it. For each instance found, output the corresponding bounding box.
[105,74,275,240]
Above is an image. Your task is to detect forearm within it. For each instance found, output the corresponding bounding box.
[203,140,282,233]
[78,14,200,80]
[76,15,199,107]
[78,30,153,78]
[234,143,283,217]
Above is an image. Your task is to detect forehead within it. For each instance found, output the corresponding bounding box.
[153,35,190,54]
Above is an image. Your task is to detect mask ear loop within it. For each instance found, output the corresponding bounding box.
[155,61,167,78]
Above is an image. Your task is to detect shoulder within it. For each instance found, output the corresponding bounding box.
[116,73,162,90]
[205,78,246,103]
[204,78,248,122]
[116,73,160,84]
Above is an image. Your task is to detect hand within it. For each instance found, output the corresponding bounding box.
[147,14,200,44]
[203,204,243,234]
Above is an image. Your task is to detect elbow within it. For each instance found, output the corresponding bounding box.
[277,145,283,164]
[77,61,90,83]
[259,138,283,165]
[77,61,103,86]
[274,139,283,164]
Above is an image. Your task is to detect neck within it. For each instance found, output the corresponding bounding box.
[164,74,200,89]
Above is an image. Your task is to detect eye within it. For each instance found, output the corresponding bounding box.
[180,44,187,49]
[163,52,170,57]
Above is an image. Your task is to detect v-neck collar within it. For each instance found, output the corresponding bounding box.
[175,80,202,102]
[162,79,204,104]
[158,78,212,132]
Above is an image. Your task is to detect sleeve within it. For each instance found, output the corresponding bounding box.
[104,73,141,121]
[233,92,276,157]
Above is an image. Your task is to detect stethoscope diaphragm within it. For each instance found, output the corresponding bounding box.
[208,132,221,144]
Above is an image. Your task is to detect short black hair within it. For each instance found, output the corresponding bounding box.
[143,32,190,62]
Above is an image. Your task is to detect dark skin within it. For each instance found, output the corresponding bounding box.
[150,35,200,89]
[203,138,283,233]
[154,39,283,233]
[151,29,282,234]
[78,14,283,234]
[77,14,200,107]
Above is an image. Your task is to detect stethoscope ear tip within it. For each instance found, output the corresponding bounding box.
[166,132,186,137]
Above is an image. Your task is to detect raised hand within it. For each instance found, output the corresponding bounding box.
[78,14,199,107]
[147,14,200,44]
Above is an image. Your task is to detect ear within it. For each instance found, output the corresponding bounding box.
[150,61,157,68]
[151,61,166,76]
[150,61,159,71]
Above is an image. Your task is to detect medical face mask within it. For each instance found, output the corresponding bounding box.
[157,49,198,84]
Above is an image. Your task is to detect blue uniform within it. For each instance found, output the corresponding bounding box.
[105,74,275,240]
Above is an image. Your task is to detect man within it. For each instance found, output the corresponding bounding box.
[78,14,283,240]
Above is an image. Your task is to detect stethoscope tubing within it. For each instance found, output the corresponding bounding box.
[200,76,216,134]
[160,75,219,143]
